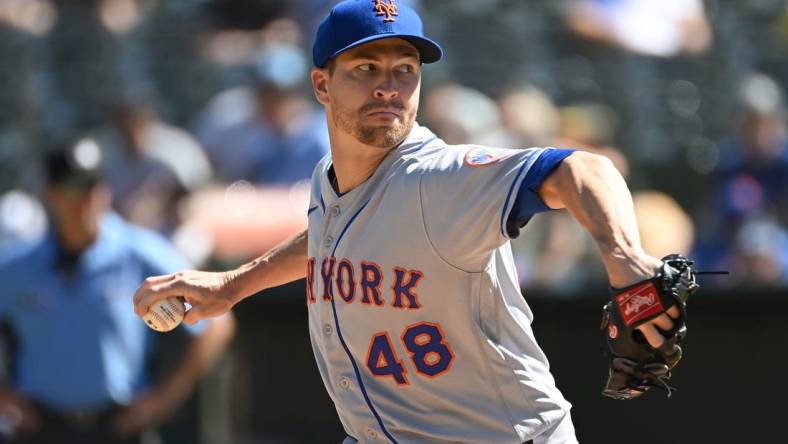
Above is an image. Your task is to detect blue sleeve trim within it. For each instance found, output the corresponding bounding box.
[506,148,575,238]
[499,158,532,238]
[307,205,319,215]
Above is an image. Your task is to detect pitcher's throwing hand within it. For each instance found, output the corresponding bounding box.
[134,270,236,325]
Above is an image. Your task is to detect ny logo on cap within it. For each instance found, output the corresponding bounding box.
[373,0,398,22]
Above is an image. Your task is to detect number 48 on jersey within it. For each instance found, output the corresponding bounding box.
[366,322,455,385]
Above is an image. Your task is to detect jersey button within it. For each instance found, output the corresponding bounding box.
[339,377,351,389]
[365,427,378,440]
[330,206,340,217]
[324,236,334,248]
[322,323,333,336]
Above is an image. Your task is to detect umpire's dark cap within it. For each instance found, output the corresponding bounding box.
[45,138,104,188]
[313,0,443,68]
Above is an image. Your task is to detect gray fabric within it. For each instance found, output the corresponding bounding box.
[307,124,573,443]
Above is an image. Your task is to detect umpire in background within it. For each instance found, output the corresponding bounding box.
[0,137,235,444]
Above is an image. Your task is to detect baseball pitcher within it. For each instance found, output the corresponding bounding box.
[135,1,702,442]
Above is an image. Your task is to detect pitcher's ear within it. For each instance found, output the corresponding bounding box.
[312,68,330,106]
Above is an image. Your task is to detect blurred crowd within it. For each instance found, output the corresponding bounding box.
[0,0,787,291]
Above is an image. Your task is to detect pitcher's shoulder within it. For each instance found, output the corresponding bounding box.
[408,143,510,174]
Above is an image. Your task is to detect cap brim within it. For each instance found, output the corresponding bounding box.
[320,33,443,67]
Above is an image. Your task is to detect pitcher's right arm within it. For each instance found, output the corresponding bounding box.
[134,229,308,324]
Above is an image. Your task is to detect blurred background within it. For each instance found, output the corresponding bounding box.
[0,0,786,443]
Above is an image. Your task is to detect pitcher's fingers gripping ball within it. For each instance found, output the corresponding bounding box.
[143,297,186,332]
[600,254,699,399]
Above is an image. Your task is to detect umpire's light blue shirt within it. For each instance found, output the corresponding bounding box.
[0,212,201,411]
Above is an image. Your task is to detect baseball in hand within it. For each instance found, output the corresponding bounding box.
[143,297,186,332]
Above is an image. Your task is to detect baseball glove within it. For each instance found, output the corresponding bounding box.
[600,254,699,400]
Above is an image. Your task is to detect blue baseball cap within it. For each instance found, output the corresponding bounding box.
[312,0,443,68]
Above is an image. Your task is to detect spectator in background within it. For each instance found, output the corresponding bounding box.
[554,102,629,176]
[0,138,235,444]
[96,100,213,235]
[561,0,714,165]
[563,0,712,57]
[422,82,519,147]
[498,85,560,148]
[0,0,44,138]
[42,0,122,133]
[633,191,695,258]
[694,73,788,286]
[722,74,788,222]
[0,2,50,203]
[194,41,329,185]
[137,0,220,126]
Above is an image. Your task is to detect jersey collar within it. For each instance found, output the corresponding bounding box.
[322,123,440,200]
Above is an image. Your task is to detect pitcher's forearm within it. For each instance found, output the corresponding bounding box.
[540,152,660,287]
[226,229,308,304]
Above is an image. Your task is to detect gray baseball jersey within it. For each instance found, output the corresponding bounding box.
[306,123,575,444]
